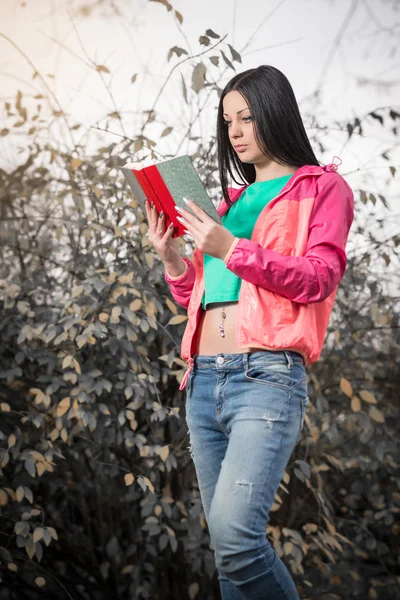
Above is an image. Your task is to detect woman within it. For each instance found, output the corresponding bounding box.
[146,65,354,599]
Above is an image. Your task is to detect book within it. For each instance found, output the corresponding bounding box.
[121,155,222,238]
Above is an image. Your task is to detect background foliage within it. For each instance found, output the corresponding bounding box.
[0,1,399,598]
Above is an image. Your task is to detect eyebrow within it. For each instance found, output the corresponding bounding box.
[222,108,250,116]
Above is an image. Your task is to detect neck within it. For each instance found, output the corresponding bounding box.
[254,160,298,183]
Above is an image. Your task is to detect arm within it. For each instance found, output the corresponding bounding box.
[163,190,233,309]
[223,173,354,304]
[164,256,196,309]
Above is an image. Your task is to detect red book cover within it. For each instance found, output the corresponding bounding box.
[121,155,222,239]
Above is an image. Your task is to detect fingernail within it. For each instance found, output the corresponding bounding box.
[175,205,182,213]
[177,216,184,223]
[159,211,163,217]
[183,197,190,205]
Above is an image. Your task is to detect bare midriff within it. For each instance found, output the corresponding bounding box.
[191,301,263,356]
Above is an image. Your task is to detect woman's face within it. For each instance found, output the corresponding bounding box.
[222,90,265,164]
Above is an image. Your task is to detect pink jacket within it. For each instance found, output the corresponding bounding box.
[164,160,354,391]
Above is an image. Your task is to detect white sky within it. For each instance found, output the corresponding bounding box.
[1,0,399,260]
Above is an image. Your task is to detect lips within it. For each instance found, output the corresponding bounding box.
[234,145,247,152]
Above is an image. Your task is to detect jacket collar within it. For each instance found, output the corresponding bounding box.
[225,158,341,207]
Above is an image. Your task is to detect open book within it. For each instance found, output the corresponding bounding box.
[121,155,222,238]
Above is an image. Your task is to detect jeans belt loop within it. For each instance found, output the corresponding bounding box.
[284,351,293,369]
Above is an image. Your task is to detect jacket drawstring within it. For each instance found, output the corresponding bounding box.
[327,155,342,172]
[179,356,195,391]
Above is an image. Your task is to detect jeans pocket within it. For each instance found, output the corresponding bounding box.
[244,360,305,389]
[296,395,309,444]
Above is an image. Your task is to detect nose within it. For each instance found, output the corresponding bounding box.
[229,120,243,140]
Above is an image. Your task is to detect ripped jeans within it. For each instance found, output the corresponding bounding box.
[185,350,309,600]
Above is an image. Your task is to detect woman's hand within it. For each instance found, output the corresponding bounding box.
[176,198,236,260]
[144,199,182,263]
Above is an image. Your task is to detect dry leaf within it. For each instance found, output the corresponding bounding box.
[56,397,70,417]
[33,527,44,543]
[188,582,199,599]
[284,541,293,555]
[340,377,353,398]
[158,445,169,462]
[143,476,154,494]
[168,315,188,326]
[119,272,134,284]
[71,158,83,169]
[161,127,173,137]
[369,406,385,423]
[351,396,361,412]
[124,473,135,486]
[96,64,110,73]
[26,536,35,559]
[129,299,142,312]
[165,298,177,315]
[72,285,84,298]
[110,306,122,323]
[303,523,318,534]
[62,355,72,369]
[192,62,207,93]
[359,390,377,404]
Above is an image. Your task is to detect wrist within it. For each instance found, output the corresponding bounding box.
[223,236,240,264]
[164,256,188,279]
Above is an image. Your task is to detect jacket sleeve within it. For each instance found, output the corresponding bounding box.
[224,173,354,304]
[164,257,196,309]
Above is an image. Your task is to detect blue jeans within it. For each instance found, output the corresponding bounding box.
[185,350,309,600]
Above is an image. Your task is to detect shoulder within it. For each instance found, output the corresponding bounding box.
[316,170,354,200]
[311,170,354,227]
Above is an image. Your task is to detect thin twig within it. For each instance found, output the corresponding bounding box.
[140,33,229,135]
[66,9,127,139]
[0,32,75,148]
[18,557,75,600]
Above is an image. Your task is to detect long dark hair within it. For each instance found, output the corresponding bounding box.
[217,65,320,206]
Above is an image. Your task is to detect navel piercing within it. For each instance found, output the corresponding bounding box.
[219,307,226,337]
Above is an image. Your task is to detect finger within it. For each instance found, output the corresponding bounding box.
[145,199,154,214]
[176,208,203,235]
[177,206,197,223]
[182,198,208,221]
[157,211,166,233]
[177,216,199,235]
[144,199,151,220]
[162,222,174,241]
[145,199,154,223]
[150,202,160,231]
[145,201,156,235]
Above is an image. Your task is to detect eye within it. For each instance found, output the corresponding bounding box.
[223,116,253,126]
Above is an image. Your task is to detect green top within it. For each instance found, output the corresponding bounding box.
[201,174,293,309]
